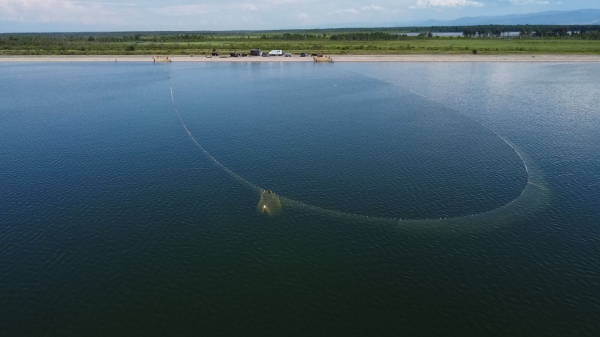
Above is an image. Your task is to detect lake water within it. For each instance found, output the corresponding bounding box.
[1,62,599,336]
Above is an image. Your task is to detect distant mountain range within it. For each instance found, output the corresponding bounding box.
[415,9,600,27]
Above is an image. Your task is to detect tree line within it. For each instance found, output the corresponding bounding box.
[412,24,600,34]
[3,25,600,43]
[462,26,600,39]
[329,32,409,41]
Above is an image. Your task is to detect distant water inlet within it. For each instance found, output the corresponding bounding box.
[166,64,549,228]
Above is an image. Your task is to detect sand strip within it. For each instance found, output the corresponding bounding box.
[1,54,599,63]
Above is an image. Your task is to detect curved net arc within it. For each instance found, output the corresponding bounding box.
[166,65,548,225]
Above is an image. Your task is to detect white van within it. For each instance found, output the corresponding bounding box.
[268,50,283,56]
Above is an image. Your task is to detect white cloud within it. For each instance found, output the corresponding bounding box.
[335,8,359,15]
[240,3,259,11]
[0,0,589,32]
[259,0,301,6]
[360,5,384,11]
[334,4,385,15]
[0,0,125,24]
[508,0,550,4]
[151,4,216,16]
[410,0,483,9]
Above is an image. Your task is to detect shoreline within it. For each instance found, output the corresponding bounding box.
[1,54,600,63]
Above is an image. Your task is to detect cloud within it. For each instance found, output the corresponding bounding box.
[0,0,125,24]
[334,4,385,15]
[335,8,359,15]
[360,5,384,11]
[151,4,216,16]
[410,0,483,9]
[508,0,549,4]
[259,0,301,6]
[240,3,259,11]
[0,0,590,32]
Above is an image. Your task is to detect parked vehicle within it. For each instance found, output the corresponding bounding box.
[311,53,318,57]
[250,49,261,56]
[262,53,269,57]
[300,53,307,57]
[269,50,283,56]
[212,52,219,56]
[284,53,292,57]
[230,52,241,57]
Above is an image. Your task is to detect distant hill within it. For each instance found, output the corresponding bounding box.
[417,9,600,26]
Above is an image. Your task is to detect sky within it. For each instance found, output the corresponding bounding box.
[0,0,599,32]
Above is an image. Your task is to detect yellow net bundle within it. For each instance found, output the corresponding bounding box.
[314,56,334,63]
[153,56,172,63]
[257,189,282,215]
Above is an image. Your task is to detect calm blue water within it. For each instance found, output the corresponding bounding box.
[0,62,599,336]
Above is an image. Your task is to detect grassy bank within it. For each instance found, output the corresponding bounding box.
[2,32,600,56]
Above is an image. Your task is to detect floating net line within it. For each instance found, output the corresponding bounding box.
[409,89,530,178]
[165,64,549,226]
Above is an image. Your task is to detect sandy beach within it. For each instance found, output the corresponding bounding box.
[1,54,599,63]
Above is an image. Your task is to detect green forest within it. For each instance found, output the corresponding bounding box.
[1,25,599,56]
